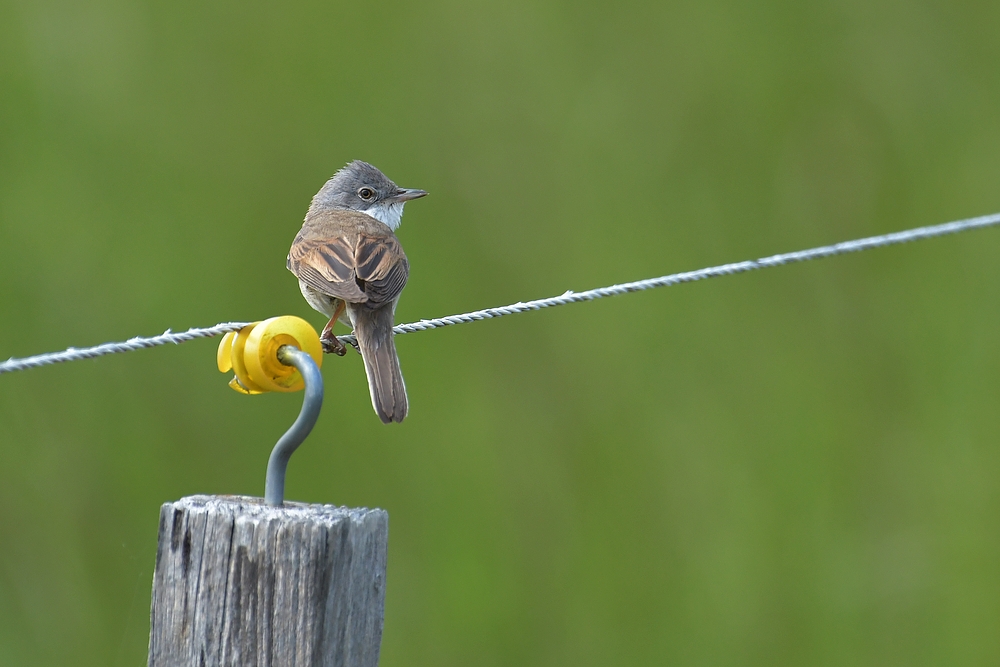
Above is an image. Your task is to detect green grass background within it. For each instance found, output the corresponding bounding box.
[2,0,1000,665]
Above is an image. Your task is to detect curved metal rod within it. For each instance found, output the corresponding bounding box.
[265,345,324,506]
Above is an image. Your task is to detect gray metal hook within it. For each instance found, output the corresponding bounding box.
[264,345,324,506]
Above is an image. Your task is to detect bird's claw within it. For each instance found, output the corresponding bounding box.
[321,334,347,357]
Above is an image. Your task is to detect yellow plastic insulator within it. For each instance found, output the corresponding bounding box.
[217,331,237,373]
[216,317,323,394]
[229,322,266,394]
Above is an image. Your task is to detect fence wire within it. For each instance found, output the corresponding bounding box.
[3,210,999,375]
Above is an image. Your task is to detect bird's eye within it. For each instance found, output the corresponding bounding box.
[358,187,375,200]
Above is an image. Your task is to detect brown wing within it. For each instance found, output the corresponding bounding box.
[287,231,408,308]
[354,235,409,308]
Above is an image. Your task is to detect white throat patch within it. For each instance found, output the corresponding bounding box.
[363,201,405,230]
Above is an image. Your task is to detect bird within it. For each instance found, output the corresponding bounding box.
[286,160,426,423]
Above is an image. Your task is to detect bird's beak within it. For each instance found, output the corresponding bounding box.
[393,188,428,202]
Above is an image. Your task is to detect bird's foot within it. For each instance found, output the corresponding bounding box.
[321,333,347,356]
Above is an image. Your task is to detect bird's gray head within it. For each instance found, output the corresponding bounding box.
[308,160,427,230]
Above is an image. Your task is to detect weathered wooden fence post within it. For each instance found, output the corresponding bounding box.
[148,495,388,667]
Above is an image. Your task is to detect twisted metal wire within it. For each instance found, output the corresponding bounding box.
[3,210,999,375]
[0,322,253,374]
[334,210,1000,345]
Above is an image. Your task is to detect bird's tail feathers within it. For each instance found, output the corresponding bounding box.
[351,306,407,424]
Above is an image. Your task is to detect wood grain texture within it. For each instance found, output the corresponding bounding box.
[148,495,388,667]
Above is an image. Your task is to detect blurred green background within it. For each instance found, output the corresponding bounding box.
[2,0,1000,665]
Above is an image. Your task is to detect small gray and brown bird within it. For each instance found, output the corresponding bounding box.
[286,161,426,423]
